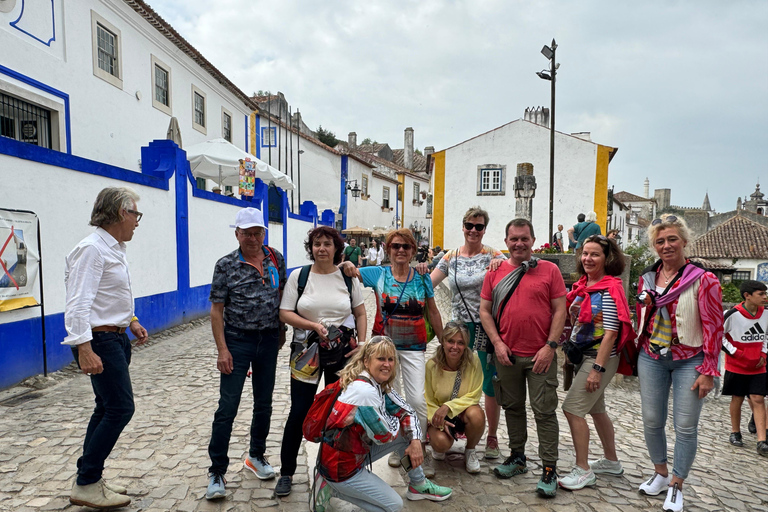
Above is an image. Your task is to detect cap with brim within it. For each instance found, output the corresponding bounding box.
[233,207,267,230]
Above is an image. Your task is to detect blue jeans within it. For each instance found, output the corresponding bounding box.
[208,325,279,475]
[638,350,705,480]
[73,332,135,485]
[327,434,425,512]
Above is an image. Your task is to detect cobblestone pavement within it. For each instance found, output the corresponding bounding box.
[1,284,766,511]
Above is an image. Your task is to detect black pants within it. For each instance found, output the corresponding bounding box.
[279,357,346,476]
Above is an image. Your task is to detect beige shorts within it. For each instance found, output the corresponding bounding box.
[561,355,620,418]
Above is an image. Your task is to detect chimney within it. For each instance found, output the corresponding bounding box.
[644,177,650,198]
[424,146,435,157]
[348,132,357,148]
[404,127,414,170]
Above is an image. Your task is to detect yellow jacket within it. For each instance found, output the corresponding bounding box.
[425,352,483,422]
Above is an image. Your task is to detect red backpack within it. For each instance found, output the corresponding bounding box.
[303,380,343,443]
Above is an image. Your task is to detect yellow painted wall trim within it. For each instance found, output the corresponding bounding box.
[432,151,446,247]
[249,112,257,156]
[593,145,612,230]
[397,175,405,228]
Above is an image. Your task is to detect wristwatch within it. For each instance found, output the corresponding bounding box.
[592,363,606,373]
[547,341,558,350]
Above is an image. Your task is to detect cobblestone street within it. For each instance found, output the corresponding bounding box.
[1,285,766,512]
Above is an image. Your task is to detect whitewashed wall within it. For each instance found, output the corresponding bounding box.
[442,121,600,251]
[285,216,315,269]
[401,174,430,238]
[267,222,284,258]
[346,159,394,230]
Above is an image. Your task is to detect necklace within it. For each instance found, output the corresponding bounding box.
[660,267,677,284]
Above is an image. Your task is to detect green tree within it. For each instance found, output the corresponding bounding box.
[361,137,373,145]
[624,241,655,306]
[316,125,339,147]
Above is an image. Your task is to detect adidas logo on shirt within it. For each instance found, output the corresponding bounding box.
[742,322,767,342]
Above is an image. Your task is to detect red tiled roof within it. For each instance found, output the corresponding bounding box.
[351,150,429,182]
[689,214,768,259]
[124,1,258,111]
[391,149,428,173]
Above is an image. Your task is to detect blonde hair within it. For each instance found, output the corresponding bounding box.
[338,336,397,393]
[431,322,473,374]
[462,206,489,226]
[647,213,692,253]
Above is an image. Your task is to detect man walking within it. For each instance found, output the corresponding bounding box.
[64,187,149,509]
[569,211,601,251]
[342,238,362,267]
[479,218,567,498]
[205,207,287,500]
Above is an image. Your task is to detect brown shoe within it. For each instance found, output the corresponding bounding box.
[70,479,131,509]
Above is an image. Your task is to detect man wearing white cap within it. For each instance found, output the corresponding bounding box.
[205,207,287,500]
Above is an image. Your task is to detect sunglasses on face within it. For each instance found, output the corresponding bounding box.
[126,209,143,222]
[651,215,678,226]
[464,222,486,232]
[389,243,412,251]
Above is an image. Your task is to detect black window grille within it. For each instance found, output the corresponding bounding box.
[0,92,52,149]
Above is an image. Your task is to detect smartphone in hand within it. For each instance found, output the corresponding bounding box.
[400,454,412,472]
[326,325,343,341]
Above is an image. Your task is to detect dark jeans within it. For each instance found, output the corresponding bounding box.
[72,332,135,486]
[208,325,280,475]
[279,358,346,477]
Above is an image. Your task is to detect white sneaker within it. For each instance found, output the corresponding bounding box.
[422,451,436,478]
[432,450,446,461]
[388,450,401,468]
[639,472,671,496]
[663,483,683,512]
[558,466,597,490]
[465,449,481,474]
[589,457,624,476]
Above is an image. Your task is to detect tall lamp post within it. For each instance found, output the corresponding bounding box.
[537,39,558,244]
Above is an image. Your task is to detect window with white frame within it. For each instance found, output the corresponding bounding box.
[191,85,207,134]
[412,182,420,204]
[733,270,751,281]
[91,11,123,89]
[222,108,232,142]
[1,91,53,149]
[382,186,390,209]
[151,55,172,115]
[476,164,506,195]
[262,126,276,147]
[361,175,369,199]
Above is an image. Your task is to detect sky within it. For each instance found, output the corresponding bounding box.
[147,0,768,212]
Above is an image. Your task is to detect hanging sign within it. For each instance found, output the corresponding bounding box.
[239,159,256,197]
[0,210,40,312]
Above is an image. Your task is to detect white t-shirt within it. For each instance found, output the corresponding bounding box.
[280,268,365,327]
[367,247,378,264]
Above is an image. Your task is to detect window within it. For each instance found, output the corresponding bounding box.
[151,55,172,115]
[224,185,233,195]
[476,164,506,196]
[262,126,276,147]
[426,193,433,218]
[91,11,122,89]
[222,108,232,142]
[1,91,53,149]
[361,175,369,199]
[382,187,390,209]
[412,182,421,205]
[733,270,751,281]
[196,177,206,190]
[191,85,207,134]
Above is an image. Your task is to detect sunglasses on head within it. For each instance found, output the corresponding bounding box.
[651,215,678,226]
[444,321,469,332]
[464,222,486,232]
[586,234,608,243]
[389,243,412,251]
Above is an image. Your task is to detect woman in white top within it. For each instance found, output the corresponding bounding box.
[367,243,379,266]
[276,226,367,497]
[377,240,385,265]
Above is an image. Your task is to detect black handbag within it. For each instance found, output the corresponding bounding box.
[561,340,584,365]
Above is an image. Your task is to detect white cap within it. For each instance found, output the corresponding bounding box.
[234,207,266,229]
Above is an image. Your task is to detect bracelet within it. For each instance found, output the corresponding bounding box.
[131,316,138,323]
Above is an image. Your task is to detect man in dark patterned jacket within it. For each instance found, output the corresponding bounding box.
[205,207,287,500]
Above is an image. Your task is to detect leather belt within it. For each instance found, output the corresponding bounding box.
[92,325,127,334]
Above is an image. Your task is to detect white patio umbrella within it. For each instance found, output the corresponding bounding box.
[185,138,294,191]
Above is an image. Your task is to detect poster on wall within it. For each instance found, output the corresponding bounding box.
[0,210,40,312]
[239,159,256,197]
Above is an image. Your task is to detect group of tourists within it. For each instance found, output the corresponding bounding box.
[64,187,744,512]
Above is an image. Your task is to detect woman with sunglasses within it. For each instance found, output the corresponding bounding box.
[425,322,485,474]
[342,228,443,476]
[635,214,723,512]
[423,207,506,459]
[559,235,635,491]
[314,336,452,511]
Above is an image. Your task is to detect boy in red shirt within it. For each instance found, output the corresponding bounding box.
[723,280,768,455]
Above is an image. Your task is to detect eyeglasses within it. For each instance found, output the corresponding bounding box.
[651,215,678,226]
[125,209,143,222]
[389,243,412,251]
[464,222,486,232]
[237,229,266,239]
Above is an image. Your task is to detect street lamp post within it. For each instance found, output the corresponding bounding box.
[537,39,558,245]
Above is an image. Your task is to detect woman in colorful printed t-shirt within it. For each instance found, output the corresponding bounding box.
[635,214,723,512]
[343,228,443,476]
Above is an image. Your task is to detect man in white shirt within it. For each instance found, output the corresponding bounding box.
[64,187,148,509]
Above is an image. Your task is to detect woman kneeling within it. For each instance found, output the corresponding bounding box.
[317,337,452,512]
[426,322,486,473]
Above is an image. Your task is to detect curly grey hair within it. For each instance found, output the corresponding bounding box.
[89,187,140,227]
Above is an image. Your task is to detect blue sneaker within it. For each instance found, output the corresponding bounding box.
[244,454,276,480]
[493,454,527,479]
[536,465,558,498]
[205,473,226,500]
[406,478,452,502]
